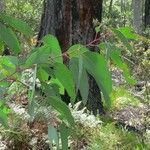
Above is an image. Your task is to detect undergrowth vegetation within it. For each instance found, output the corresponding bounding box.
[0,0,149,149]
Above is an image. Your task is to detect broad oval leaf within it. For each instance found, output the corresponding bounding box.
[0,23,21,54]
[83,51,112,106]
[53,63,76,103]
[42,34,63,63]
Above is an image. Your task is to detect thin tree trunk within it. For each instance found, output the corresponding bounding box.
[0,0,5,12]
[133,0,143,34]
[38,0,104,115]
[108,0,113,18]
[145,0,150,28]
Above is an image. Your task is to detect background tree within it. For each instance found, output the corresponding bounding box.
[145,0,150,28]
[0,0,5,12]
[37,0,103,114]
[132,0,143,34]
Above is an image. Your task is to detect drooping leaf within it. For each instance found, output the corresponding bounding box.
[48,125,59,149]
[69,58,89,105]
[0,23,21,54]
[0,14,33,38]
[42,34,63,63]
[53,63,76,103]
[60,123,70,150]
[27,65,37,121]
[79,68,89,105]
[113,29,133,52]
[83,51,112,106]
[47,96,75,126]
[104,43,136,85]
[67,44,88,58]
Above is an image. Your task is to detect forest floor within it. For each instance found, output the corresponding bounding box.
[0,67,149,150]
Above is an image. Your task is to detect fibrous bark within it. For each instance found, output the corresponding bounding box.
[38,0,104,114]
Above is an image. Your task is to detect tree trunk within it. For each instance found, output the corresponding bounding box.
[133,0,143,34]
[108,0,113,18]
[38,0,104,115]
[145,0,150,28]
[0,0,5,12]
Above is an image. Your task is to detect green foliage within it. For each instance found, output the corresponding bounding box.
[0,12,33,55]
[83,51,112,106]
[53,63,76,103]
[48,124,59,149]
[0,102,10,127]
[5,0,43,32]
[113,29,133,52]
[0,14,33,38]
[47,96,75,127]
[69,57,89,105]
[0,23,20,54]
[103,0,133,27]
[0,13,138,149]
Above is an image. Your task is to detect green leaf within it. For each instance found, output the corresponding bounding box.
[47,96,75,126]
[111,50,136,84]
[69,58,89,105]
[50,78,65,95]
[0,14,33,38]
[37,67,49,82]
[0,23,21,54]
[113,29,133,52]
[25,46,51,67]
[48,125,59,149]
[42,35,63,63]
[0,102,10,127]
[60,123,70,150]
[118,27,138,40]
[83,51,112,106]
[67,44,88,58]
[104,43,136,85]
[0,56,17,80]
[42,83,61,98]
[53,63,76,103]
[79,68,89,105]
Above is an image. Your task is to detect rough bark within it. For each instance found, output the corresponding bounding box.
[133,0,143,34]
[38,0,104,114]
[145,0,150,28]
